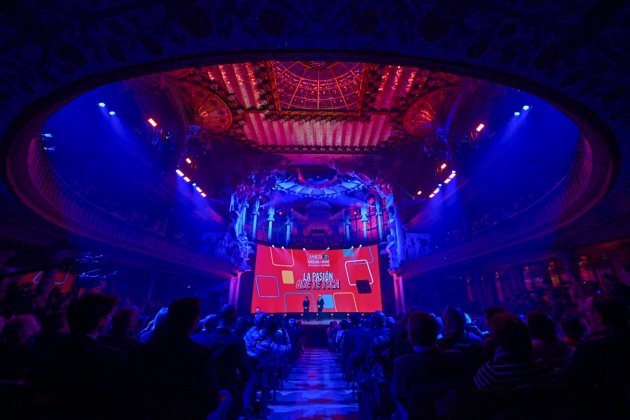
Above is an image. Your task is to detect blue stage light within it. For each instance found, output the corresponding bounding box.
[108,111,116,116]
[522,105,530,111]
[98,102,106,107]
[514,111,521,116]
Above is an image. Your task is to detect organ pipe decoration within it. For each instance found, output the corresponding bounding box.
[227,167,405,270]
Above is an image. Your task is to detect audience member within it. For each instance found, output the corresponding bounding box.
[193,304,251,418]
[474,312,552,390]
[132,297,220,419]
[99,306,140,353]
[559,313,585,349]
[559,295,630,387]
[0,314,40,380]
[138,306,168,343]
[438,306,483,371]
[391,311,471,419]
[526,311,571,369]
[28,293,127,419]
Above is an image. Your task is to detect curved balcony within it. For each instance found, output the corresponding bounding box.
[402,133,614,276]
[7,137,231,276]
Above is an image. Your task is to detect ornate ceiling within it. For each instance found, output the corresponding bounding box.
[162,62,476,153]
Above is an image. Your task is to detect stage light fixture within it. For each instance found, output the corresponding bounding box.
[416,190,422,196]
[183,176,191,182]
[200,192,207,197]
[444,178,451,184]
[185,157,192,164]
[326,247,330,250]
[429,193,435,198]
[98,102,106,108]
[108,111,116,116]
[514,111,521,116]
[175,169,184,177]
[359,244,362,248]
[440,163,447,170]
[475,123,485,132]
[192,182,197,186]
[195,186,202,193]
[147,118,158,127]
[522,105,530,111]
[281,246,285,249]
[433,188,440,194]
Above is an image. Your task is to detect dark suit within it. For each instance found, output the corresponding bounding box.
[29,335,128,419]
[303,298,310,317]
[317,297,324,316]
[132,330,220,419]
[392,348,471,419]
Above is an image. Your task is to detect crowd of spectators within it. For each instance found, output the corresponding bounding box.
[323,274,630,419]
[1,271,629,419]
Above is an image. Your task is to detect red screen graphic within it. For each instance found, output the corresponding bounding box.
[251,245,382,313]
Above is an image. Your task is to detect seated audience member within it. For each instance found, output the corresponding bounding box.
[327,320,339,352]
[439,306,483,370]
[474,312,552,390]
[244,311,267,353]
[243,315,291,416]
[481,306,506,361]
[137,306,168,343]
[132,298,220,419]
[599,273,630,305]
[559,313,585,349]
[193,304,251,418]
[28,293,127,419]
[99,306,140,353]
[391,311,471,419]
[526,311,572,369]
[0,314,40,380]
[559,295,630,388]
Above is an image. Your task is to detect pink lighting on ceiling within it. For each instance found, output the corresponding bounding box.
[148,118,158,127]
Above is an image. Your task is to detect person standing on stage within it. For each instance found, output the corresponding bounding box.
[303,296,310,319]
[317,295,324,318]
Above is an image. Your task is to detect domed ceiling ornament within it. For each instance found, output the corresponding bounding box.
[403,87,458,138]
[173,80,233,134]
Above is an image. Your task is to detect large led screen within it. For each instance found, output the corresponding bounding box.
[251,244,382,313]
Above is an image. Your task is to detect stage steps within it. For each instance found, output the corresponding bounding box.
[268,348,359,419]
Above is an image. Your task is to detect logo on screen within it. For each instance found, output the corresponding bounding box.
[307,253,330,267]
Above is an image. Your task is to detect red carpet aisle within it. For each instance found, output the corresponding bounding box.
[268,348,359,419]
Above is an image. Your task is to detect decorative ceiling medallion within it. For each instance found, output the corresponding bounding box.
[174,81,232,134]
[269,61,368,112]
[403,88,456,138]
